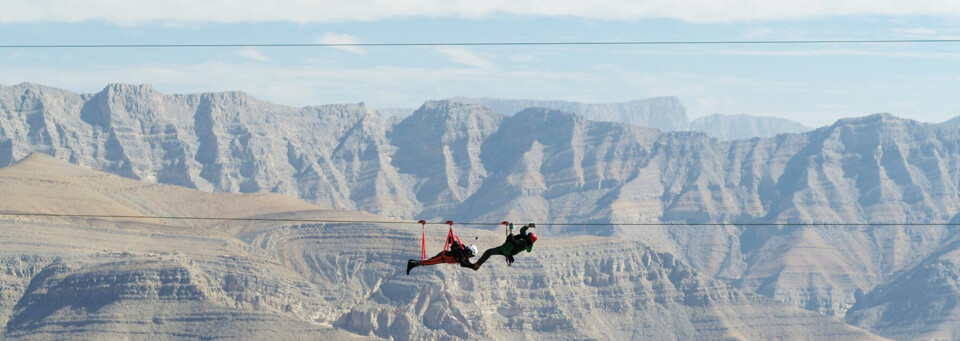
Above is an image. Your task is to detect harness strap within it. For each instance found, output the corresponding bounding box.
[418,220,426,262]
[501,221,512,266]
[444,221,455,251]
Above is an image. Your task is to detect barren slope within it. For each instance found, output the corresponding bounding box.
[0,154,884,340]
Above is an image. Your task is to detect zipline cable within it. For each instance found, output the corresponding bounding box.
[3,39,960,49]
[2,211,959,227]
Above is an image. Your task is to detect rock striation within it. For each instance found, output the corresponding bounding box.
[0,83,418,217]
[0,154,885,340]
[4,84,960,339]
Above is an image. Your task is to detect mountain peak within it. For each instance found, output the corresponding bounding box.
[446,96,689,131]
[1,82,73,96]
[826,113,920,131]
[836,112,906,124]
[102,83,159,95]
[411,100,501,121]
[513,106,582,121]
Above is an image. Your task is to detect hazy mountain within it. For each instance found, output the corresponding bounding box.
[690,113,813,140]
[941,115,960,126]
[0,155,882,340]
[375,107,415,118]
[5,83,960,339]
[447,96,690,132]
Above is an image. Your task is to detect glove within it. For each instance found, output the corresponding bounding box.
[528,223,536,228]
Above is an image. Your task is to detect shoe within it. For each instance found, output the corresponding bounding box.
[406,259,417,275]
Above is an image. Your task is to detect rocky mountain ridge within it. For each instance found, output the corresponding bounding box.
[0,154,883,340]
[4,83,960,339]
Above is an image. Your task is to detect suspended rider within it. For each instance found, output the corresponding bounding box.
[471,223,537,270]
[407,234,479,275]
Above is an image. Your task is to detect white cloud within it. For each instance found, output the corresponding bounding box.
[435,47,495,69]
[4,0,960,24]
[237,48,271,62]
[316,33,365,55]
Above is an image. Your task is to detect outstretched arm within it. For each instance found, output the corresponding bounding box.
[519,223,535,235]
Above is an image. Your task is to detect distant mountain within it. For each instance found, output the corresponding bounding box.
[941,115,960,126]
[376,107,415,118]
[690,113,813,140]
[447,96,690,132]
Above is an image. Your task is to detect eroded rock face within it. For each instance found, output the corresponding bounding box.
[0,255,345,340]
[846,235,960,340]
[5,83,960,339]
[389,101,504,218]
[0,255,49,335]
[0,83,418,218]
[7,85,960,232]
[246,223,879,340]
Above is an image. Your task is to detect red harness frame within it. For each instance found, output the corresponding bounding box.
[419,220,464,266]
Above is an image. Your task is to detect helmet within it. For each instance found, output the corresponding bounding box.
[528,233,538,244]
[468,245,479,257]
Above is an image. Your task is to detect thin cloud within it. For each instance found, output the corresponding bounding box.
[237,48,271,62]
[617,48,960,60]
[435,47,495,69]
[4,1,960,24]
[316,33,365,55]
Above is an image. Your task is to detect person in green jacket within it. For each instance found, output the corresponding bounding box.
[471,223,537,270]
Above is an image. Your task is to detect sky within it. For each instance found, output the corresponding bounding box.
[2,1,960,127]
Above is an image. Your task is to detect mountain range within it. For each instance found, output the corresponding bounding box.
[3,83,960,339]
[0,154,883,340]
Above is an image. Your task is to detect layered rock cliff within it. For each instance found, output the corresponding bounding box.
[0,155,883,340]
[4,83,960,339]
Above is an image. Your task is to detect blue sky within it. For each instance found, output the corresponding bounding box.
[2,1,960,126]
